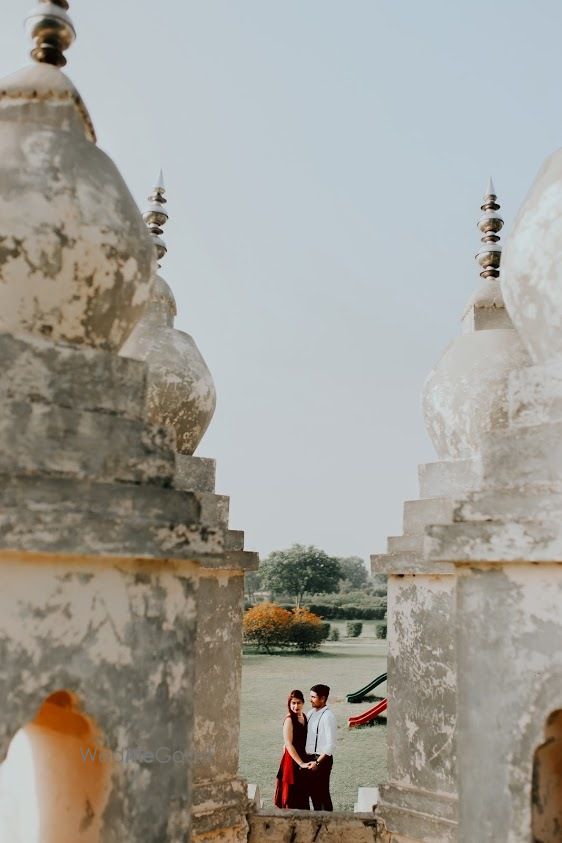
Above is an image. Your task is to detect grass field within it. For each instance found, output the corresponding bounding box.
[238,621,388,811]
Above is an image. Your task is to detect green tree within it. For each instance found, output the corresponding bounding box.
[336,556,369,591]
[260,544,342,607]
[244,568,262,604]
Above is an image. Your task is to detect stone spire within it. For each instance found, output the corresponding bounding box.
[422,178,529,460]
[0,0,154,350]
[143,170,168,266]
[120,174,217,456]
[25,0,75,68]
[475,177,504,280]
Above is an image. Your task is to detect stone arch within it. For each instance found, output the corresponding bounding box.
[531,709,562,843]
[508,669,562,842]
[0,689,111,843]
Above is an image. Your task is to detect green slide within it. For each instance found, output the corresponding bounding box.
[346,672,387,703]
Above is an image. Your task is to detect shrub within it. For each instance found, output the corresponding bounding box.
[319,621,331,640]
[377,623,387,640]
[346,621,363,638]
[328,628,340,642]
[288,608,325,652]
[243,602,292,652]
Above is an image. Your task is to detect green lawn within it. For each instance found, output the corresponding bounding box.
[238,626,388,811]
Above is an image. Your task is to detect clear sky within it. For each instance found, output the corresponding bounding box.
[4,2,561,562]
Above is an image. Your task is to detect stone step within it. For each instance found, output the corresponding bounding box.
[0,331,147,421]
[418,458,480,499]
[387,533,423,554]
[0,400,175,485]
[174,454,216,492]
[225,530,245,552]
[403,497,455,535]
[481,420,562,488]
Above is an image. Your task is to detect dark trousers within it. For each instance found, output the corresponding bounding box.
[307,755,333,811]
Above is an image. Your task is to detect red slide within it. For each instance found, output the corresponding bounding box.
[348,697,387,728]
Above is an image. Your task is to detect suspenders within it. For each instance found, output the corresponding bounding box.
[313,708,328,753]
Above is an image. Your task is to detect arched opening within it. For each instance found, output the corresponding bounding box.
[531,708,562,842]
[0,690,111,842]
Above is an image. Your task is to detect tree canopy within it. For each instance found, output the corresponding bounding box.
[259,544,342,607]
[336,555,369,590]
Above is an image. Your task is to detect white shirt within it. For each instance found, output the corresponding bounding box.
[305,706,337,756]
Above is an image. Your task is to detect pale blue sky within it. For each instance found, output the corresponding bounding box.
[4,2,560,561]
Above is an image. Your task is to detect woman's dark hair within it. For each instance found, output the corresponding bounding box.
[287,689,304,713]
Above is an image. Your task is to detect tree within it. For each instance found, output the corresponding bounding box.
[259,544,343,607]
[336,556,369,591]
[244,569,262,604]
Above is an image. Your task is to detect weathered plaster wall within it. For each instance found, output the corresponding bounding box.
[193,572,249,842]
[0,552,198,842]
[455,564,562,843]
[377,574,458,843]
[386,576,456,794]
[248,811,390,843]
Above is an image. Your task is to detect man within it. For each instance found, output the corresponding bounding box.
[305,683,337,810]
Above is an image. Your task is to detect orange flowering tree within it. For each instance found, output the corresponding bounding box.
[243,603,326,653]
[242,602,292,652]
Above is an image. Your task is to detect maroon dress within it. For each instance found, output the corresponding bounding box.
[274,713,309,809]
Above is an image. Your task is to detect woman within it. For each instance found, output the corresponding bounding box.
[274,689,311,809]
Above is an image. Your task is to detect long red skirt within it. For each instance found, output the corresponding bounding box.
[274,749,309,809]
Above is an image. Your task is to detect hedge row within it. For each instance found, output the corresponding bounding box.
[307,603,386,620]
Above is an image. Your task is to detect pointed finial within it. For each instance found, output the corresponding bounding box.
[25,0,76,68]
[143,171,169,267]
[475,177,504,279]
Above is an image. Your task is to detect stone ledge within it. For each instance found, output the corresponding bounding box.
[0,399,176,486]
[426,518,562,563]
[0,331,147,420]
[378,782,457,822]
[371,552,454,577]
[248,811,389,843]
[0,474,224,559]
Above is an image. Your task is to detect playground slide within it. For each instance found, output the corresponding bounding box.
[348,698,387,728]
[346,672,387,703]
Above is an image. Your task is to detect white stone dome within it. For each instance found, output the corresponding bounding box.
[0,64,154,350]
[423,329,530,459]
[120,276,217,456]
[502,148,562,364]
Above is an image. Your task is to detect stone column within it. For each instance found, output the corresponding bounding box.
[426,158,562,842]
[121,178,259,842]
[373,183,529,843]
[175,455,257,843]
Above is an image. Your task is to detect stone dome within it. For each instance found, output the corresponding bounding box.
[0,63,154,350]
[120,275,217,456]
[501,148,562,364]
[422,329,530,459]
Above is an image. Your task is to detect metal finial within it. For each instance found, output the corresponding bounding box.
[475,177,504,279]
[25,0,76,68]
[143,172,168,267]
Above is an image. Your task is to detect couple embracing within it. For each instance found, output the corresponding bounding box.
[274,684,336,811]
